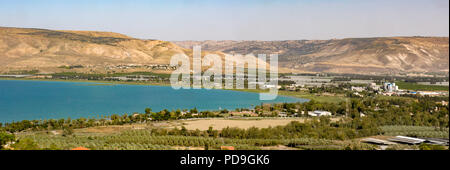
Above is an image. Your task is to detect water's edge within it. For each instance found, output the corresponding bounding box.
[0,79,308,122]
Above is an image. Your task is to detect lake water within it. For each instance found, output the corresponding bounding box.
[0,80,307,122]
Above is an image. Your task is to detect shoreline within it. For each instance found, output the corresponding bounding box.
[0,77,309,100]
[0,78,309,123]
[0,77,171,86]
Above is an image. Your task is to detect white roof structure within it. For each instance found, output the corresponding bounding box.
[388,136,426,145]
[361,138,396,145]
[308,110,332,117]
[422,138,449,146]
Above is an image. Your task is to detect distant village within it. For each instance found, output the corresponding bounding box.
[278,75,449,97]
[1,67,448,99]
[1,65,448,101]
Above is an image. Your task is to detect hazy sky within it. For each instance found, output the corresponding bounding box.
[0,0,448,40]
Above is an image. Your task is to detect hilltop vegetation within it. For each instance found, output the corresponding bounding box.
[21,29,132,46]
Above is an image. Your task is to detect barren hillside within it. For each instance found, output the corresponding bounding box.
[1,27,448,75]
[174,37,449,74]
[0,27,273,74]
[0,27,191,73]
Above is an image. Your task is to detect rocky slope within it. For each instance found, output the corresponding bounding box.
[174,37,449,74]
[0,27,272,74]
[1,27,448,75]
[0,27,191,73]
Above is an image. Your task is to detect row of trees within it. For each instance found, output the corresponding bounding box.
[0,107,217,133]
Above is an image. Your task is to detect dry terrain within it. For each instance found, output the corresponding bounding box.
[0,27,265,74]
[68,117,342,133]
[174,117,340,130]
[1,26,448,75]
[174,37,449,74]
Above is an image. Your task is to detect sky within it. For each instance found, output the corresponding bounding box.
[0,0,448,41]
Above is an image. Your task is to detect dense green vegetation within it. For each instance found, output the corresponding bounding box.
[13,129,376,150]
[3,70,39,75]
[0,107,213,133]
[8,119,448,150]
[325,73,449,83]
[8,117,380,150]
[57,65,84,69]
[418,143,447,150]
[23,30,130,46]
[380,126,449,138]
[0,132,15,149]
[51,72,171,81]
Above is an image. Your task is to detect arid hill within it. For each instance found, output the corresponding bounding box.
[1,27,448,75]
[0,27,191,73]
[174,37,449,75]
[0,27,272,74]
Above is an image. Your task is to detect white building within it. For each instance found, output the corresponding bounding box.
[351,86,365,92]
[262,84,282,89]
[308,110,332,117]
[383,82,399,92]
[370,83,381,91]
[418,91,440,96]
[278,112,288,117]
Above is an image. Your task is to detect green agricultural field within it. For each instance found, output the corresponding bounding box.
[395,81,449,91]
[381,125,449,138]
[15,129,374,150]
[279,91,347,104]
[0,77,171,86]
[231,89,347,104]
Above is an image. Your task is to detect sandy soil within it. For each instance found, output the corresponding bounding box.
[175,118,311,130]
[75,124,149,134]
[73,117,341,134]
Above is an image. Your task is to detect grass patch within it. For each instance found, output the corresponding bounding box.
[231,89,347,103]
[381,125,449,138]
[0,77,171,87]
[278,91,347,103]
[396,81,449,91]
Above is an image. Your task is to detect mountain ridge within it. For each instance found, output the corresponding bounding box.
[0,27,448,75]
[0,27,189,73]
[173,37,449,75]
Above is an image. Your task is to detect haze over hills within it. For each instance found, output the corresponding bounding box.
[174,37,449,75]
[0,27,448,75]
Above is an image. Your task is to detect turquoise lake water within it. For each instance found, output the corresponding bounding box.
[0,80,307,122]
